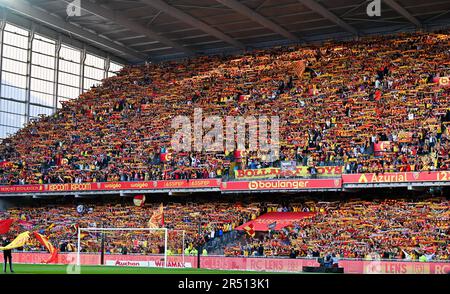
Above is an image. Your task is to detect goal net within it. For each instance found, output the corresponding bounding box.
[76,227,186,268]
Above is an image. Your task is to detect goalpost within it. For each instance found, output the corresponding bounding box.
[76,227,186,268]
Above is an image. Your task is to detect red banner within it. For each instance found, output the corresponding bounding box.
[222,179,342,191]
[0,184,45,194]
[342,171,450,184]
[152,179,220,189]
[0,219,14,234]
[100,179,221,191]
[373,141,391,156]
[0,179,221,194]
[159,153,172,162]
[0,161,13,168]
[236,212,315,231]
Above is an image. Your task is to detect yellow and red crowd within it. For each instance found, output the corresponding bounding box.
[1,31,450,185]
[225,198,449,261]
[0,202,257,254]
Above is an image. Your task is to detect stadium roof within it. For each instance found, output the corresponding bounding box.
[1,0,450,63]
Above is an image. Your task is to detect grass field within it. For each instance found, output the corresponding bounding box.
[0,263,281,274]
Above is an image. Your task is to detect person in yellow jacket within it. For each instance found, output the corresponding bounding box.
[202,248,208,256]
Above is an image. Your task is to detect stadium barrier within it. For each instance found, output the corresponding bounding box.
[10,252,450,274]
[1,171,450,195]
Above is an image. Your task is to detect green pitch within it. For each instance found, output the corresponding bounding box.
[0,263,282,274]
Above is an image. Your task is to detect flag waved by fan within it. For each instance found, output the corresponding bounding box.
[33,232,58,263]
[0,218,34,233]
[293,60,306,79]
[243,223,255,237]
[147,203,164,228]
[133,195,146,207]
[268,221,277,231]
[0,219,14,234]
[0,231,30,250]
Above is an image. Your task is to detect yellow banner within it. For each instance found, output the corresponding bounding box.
[234,166,344,179]
[0,231,30,250]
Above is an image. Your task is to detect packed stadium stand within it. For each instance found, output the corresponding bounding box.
[0,192,448,262]
[1,0,450,276]
[226,196,449,260]
[1,31,450,185]
[0,200,258,255]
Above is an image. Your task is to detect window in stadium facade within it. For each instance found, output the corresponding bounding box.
[108,61,122,78]
[31,34,56,114]
[0,23,29,139]
[0,22,123,139]
[57,44,82,106]
[83,53,105,92]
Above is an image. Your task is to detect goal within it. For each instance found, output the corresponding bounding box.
[76,227,186,268]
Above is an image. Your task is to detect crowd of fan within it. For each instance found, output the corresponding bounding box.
[1,31,450,185]
[0,202,258,255]
[225,198,450,261]
[1,196,448,261]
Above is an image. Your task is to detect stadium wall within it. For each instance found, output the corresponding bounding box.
[10,252,450,274]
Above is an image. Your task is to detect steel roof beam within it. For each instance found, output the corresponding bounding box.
[60,0,193,56]
[383,0,422,27]
[297,0,358,35]
[0,0,146,62]
[139,0,245,49]
[215,0,300,42]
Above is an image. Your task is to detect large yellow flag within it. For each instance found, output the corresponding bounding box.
[0,231,30,250]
